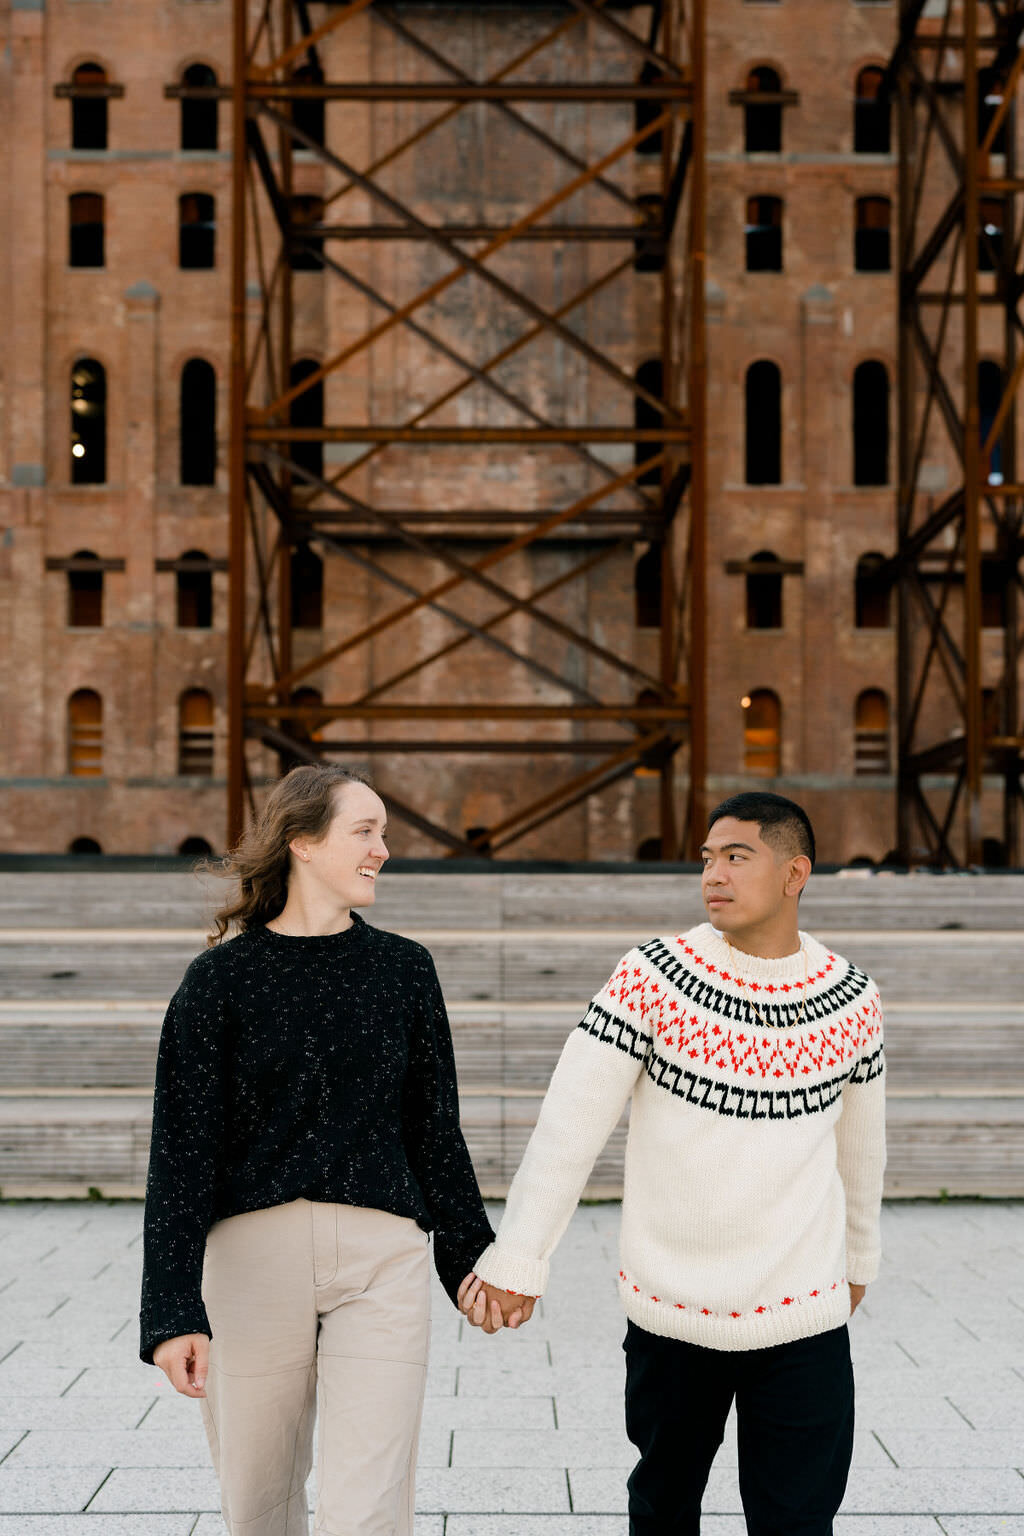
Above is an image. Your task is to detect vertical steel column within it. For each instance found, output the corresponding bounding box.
[685,0,707,857]
[962,5,984,864]
[227,0,249,848]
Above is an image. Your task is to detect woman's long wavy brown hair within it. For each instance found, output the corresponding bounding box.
[206,764,371,945]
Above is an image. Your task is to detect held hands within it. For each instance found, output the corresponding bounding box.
[458,1273,536,1334]
[152,1333,210,1397]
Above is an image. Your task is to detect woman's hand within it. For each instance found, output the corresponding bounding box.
[849,1283,866,1316]
[152,1333,210,1396]
[457,1273,536,1333]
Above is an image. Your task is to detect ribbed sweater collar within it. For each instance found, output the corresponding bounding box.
[251,909,371,955]
[687,921,825,985]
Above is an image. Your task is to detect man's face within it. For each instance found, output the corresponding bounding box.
[700,817,792,933]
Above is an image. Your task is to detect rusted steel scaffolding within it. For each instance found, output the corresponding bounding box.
[891,0,1024,866]
[226,0,705,857]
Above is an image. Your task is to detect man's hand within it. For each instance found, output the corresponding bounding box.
[849,1283,866,1316]
[152,1333,210,1396]
[458,1273,536,1334]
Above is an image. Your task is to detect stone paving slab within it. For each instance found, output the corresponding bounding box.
[0,1199,1022,1533]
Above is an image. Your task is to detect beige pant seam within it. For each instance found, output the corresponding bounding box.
[212,1363,317,1380]
[317,1352,427,1367]
[226,1489,306,1530]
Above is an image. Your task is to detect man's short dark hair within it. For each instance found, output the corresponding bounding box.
[707,792,816,869]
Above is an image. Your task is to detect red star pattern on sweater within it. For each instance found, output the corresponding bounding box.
[649,1001,880,1079]
[618,1269,845,1320]
[605,947,880,1082]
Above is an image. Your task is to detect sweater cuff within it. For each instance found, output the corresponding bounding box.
[139,1297,212,1365]
[846,1251,880,1286]
[472,1242,548,1299]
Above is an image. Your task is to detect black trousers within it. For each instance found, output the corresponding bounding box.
[623,1319,855,1536]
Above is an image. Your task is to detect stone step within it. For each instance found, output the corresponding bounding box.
[2,1003,1023,1093]
[1,1093,1021,1199]
[0,870,1021,932]
[0,929,1019,1002]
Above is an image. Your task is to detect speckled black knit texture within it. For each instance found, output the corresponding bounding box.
[139,914,494,1363]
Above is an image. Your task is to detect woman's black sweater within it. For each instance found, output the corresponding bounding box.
[139,914,495,1363]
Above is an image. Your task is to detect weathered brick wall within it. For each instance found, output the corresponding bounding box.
[1,1,1006,862]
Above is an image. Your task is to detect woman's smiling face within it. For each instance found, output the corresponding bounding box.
[297,780,389,908]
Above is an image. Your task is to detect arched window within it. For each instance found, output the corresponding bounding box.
[854,66,890,153]
[744,67,783,153]
[180,359,217,485]
[67,689,103,776]
[979,67,1008,155]
[746,551,783,630]
[179,835,213,856]
[982,554,1007,628]
[855,552,891,628]
[854,689,890,775]
[634,358,664,486]
[291,544,323,629]
[633,192,665,273]
[745,196,782,271]
[69,193,104,267]
[178,688,215,776]
[181,64,218,151]
[291,686,325,742]
[291,63,325,148]
[743,689,781,776]
[67,549,104,627]
[289,358,324,482]
[70,63,109,150]
[71,358,106,484]
[176,550,213,629]
[745,361,781,485]
[179,193,216,269]
[635,62,665,156]
[69,836,102,854]
[979,197,1005,273]
[635,544,662,628]
[289,195,325,271]
[855,196,891,272]
[979,360,1005,484]
[853,361,890,486]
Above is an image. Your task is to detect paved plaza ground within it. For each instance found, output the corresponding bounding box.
[0,1199,1021,1535]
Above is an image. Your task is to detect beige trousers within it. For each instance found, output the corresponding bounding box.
[199,1199,431,1536]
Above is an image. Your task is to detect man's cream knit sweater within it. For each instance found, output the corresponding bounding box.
[473,922,886,1351]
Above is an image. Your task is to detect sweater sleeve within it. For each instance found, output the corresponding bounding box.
[836,983,886,1285]
[139,953,229,1364]
[401,949,495,1309]
[472,949,651,1299]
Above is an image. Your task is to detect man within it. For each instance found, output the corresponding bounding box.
[460,792,886,1535]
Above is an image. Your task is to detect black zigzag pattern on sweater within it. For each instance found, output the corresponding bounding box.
[638,936,875,1031]
[642,1041,884,1121]
[578,1000,651,1062]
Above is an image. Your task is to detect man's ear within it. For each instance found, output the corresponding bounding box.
[784,855,812,899]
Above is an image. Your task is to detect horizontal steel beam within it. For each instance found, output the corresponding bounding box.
[247,703,690,721]
[307,738,639,754]
[249,426,691,443]
[244,82,693,102]
[314,224,657,241]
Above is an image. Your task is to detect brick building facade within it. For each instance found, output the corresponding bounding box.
[0,0,941,863]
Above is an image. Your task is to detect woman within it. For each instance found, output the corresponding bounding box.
[139,764,518,1535]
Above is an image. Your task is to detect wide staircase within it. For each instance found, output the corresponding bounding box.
[1,869,1022,1197]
